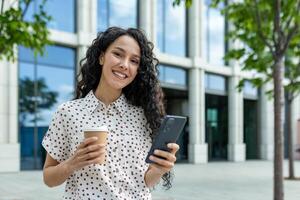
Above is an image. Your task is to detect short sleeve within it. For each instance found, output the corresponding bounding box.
[42,104,70,163]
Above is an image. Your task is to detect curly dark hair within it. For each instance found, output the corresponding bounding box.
[75,27,173,189]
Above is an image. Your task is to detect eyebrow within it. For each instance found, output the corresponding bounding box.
[114,47,140,59]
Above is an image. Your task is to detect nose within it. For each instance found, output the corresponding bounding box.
[120,58,129,70]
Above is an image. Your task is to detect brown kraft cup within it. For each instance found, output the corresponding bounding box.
[83,126,108,164]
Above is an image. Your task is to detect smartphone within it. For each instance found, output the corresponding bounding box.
[145,115,187,163]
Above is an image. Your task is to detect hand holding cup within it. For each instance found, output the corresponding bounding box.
[63,126,108,173]
[83,126,108,164]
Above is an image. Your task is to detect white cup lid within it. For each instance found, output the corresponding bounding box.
[83,125,108,132]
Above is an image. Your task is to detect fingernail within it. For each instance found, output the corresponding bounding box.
[154,150,159,154]
[167,143,172,148]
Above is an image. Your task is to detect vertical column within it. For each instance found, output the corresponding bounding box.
[151,0,157,46]
[188,0,201,58]
[291,93,299,157]
[295,95,300,159]
[0,0,20,172]
[139,0,155,42]
[188,68,207,163]
[228,75,246,161]
[77,0,97,74]
[8,60,18,144]
[259,83,274,160]
[227,5,245,161]
[187,0,207,163]
[0,61,9,144]
[0,59,20,172]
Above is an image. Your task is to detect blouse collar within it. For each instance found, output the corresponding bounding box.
[84,90,128,115]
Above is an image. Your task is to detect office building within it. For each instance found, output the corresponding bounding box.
[1,0,299,171]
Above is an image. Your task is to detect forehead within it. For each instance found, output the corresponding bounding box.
[107,35,141,57]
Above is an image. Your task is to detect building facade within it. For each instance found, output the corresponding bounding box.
[1,0,300,171]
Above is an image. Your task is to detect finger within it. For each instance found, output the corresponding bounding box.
[149,155,174,168]
[167,143,180,154]
[78,160,94,169]
[153,150,176,162]
[78,149,105,161]
[82,156,103,166]
[78,137,98,149]
[77,144,106,158]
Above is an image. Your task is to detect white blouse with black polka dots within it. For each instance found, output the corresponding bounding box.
[42,90,152,200]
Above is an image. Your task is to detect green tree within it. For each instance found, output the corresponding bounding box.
[210,0,300,200]
[0,0,51,61]
[19,77,58,125]
[284,41,300,180]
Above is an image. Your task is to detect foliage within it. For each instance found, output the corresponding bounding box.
[173,0,193,8]
[0,0,52,61]
[211,0,300,198]
[285,36,300,100]
[211,0,300,94]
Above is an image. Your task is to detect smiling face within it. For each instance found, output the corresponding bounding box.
[99,35,141,92]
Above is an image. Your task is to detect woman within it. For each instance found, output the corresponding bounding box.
[42,27,179,200]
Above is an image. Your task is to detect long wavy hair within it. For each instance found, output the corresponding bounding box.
[75,27,172,189]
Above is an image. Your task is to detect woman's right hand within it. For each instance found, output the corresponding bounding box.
[64,137,106,173]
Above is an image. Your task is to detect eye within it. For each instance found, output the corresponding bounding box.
[131,59,139,65]
[113,51,121,57]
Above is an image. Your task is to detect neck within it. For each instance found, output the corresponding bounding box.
[94,78,121,106]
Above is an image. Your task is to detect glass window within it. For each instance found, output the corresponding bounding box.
[18,45,75,169]
[97,0,138,32]
[19,45,75,68]
[205,73,226,92]
[244,99,258,159]
[157,0,186,57]
[98,0,109,32]
[19,62,35,126]
[22,0,76,33]
[37,46,75,68]
[202,0,225,66]
[243,80,258,98]
[18,45,75,127]
[19,46,35,63]
[37,65,74,126]
[159,65,165,82]
[159,65,187,86]
[44,0,76,32]
[205,94,228,160]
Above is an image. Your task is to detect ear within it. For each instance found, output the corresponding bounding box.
[99,54,104,65]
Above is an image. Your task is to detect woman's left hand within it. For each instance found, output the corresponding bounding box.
[148,143,180,175]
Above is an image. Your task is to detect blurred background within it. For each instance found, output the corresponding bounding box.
[0,0,300,199]
[1,0,300,171]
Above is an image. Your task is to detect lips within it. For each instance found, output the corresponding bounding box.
[112,70,128,80]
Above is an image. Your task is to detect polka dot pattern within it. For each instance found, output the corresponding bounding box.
[42,90,152,199]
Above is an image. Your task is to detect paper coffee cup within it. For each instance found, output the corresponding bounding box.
[83,126,108,164]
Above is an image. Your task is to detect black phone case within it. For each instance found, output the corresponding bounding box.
[145,115,187,163]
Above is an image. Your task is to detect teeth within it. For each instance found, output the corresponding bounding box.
[113,71,127,79]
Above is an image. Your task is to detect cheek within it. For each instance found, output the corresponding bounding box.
[105,54,120,67]
[101,64,110,76]
[131,65,139,76]
[129,68,138,81]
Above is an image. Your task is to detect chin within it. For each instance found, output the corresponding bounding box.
[109,82,128,91]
